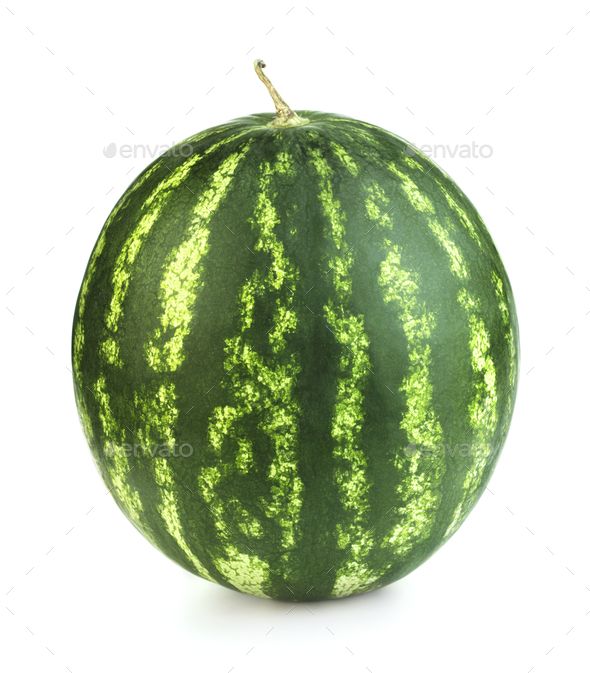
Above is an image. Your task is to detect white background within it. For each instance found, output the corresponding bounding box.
[1,1,589,671]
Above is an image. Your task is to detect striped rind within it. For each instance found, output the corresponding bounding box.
[310,149,378,597]
[145,144,251,372]
[378,242,444,555]
[73,111,518,601]
[197,155,304,596]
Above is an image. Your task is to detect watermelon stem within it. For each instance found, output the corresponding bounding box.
[254,59,309,128]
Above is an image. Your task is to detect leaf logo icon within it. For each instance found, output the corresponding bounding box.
[103,143,117,158]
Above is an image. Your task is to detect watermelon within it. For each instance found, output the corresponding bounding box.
[72,60,518,601]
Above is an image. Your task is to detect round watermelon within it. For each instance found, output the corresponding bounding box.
[72,61,518,600]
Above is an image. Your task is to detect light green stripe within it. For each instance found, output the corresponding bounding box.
[323,118,384,148]
[274,150,295,175]
[329,141,359,176]
[365,183,445,556]
[93,375,154,542]
[200,155,303,596]
[364,183,392,229]
[444,290,498,537]
[102,155,202,360]
[326,305,375,597]
[400,145,484,251]
[131,145,251,580]
[378,242,443,553]
[386,163,499,539]
[154,458,213,580]
[101,132,247,367]
[311,150,378,597]
[145,144,251,372]
[214,547,270,597]
[389,162,468,279]
[254,159,303,554]
[75,161,161,343]
[199,464,270,596]
[435,179,483,248]
[132,382,213,580]
[73,392,94,447]
[73,162,162,440]
[492,271,517,391]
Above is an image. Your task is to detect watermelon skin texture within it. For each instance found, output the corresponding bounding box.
[72,112,518,601]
